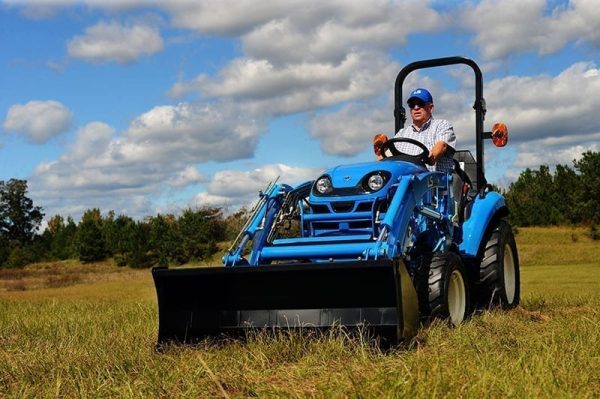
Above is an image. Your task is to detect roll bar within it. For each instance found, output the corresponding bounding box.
[394,56,487,191]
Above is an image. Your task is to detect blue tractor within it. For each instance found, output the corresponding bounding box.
[152,56,520,345]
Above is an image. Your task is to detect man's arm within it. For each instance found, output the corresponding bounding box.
[428,140,448,164]
[428,120,455,165]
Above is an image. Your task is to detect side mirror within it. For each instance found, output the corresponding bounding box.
[373,133,388,156]
[491,122,508,147]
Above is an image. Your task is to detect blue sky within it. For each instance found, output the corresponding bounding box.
[1,0,599,221]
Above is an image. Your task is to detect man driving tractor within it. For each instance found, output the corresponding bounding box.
[375,88,456,173]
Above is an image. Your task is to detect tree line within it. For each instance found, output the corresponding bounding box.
[0,179,248,268]
[503,150,600,231]
[0,151,598,268]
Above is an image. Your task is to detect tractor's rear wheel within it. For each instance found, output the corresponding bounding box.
[477,220,520,309]
[418,252,470,325]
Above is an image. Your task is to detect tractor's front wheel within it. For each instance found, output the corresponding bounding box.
[477,220,520,309]
[423,252,470,325]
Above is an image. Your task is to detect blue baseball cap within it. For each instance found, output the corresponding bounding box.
[407,88,433,104]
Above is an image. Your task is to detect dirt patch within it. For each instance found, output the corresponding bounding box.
[0,260,146,291]
[45,274,83,288]
[514,306,551,322]
[4,279,28,292]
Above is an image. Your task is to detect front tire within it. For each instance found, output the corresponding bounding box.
[478,220,520,309]
[422,252,470,325]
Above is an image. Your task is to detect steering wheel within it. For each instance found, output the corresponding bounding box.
[379,137,430,166]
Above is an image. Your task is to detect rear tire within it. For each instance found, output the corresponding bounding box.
[478,220,520,309]
[419,252,470,325]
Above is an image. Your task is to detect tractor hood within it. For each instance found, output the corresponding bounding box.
[310,160,426,200]
[328,161,424,187]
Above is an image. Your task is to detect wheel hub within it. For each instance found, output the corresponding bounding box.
[503,244,516,303]
[448,270,466,324]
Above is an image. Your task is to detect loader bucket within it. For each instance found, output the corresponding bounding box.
[152,259,419,346]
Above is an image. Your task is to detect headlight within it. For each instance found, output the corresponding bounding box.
[315,176,333,194]
[367,174,385,191]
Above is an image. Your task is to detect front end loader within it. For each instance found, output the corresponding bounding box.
[152,56,520,345]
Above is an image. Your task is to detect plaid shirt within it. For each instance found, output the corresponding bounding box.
[393,117,456,173]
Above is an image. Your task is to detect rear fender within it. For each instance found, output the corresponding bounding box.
[459,191,507,257]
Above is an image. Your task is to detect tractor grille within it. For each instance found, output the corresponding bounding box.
[310,201,375,214]
[356,202,373,212]
[306,200,376,237]
[312,220,373,231]
[331,201,354,213]
[311,204,329,214]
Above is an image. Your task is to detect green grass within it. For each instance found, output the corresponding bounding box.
[0,227,599,398]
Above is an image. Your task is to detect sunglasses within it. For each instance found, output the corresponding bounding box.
[408,100,429,109]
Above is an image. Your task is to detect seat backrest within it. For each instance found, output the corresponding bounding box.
[453,150,477,189]
[451,150,479,223]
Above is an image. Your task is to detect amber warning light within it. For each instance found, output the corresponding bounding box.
[373,133,388,156]
[491,122,508,147]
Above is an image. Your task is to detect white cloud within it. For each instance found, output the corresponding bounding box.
[192,163,320,211]
[120,102,264,163]
[3,100,73,144]
[513,140,600,169]
[170,51,399,116]
[241,0,442,65]
[10,0,600,65]
[310,102,392,156]
[164,0,295,35]
[167,165,206,187]
[193,192,234,209]
[463,0,600,60]
[29,101,267,218]
[67,121,114,161]
[164,0,443,65]
[30,150,170,220]
[558,0,600,47]
[167,0,442,118]
[483,62,600,141]
[19,5,58,19]
[67,20,163,64]
[10,0,600,220]
[461,0,549,60]
[206,163,318,197]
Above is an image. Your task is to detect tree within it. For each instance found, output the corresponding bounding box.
[0,179,44,243]
[47,215,78,260]
[149,214,185,266]
[574,151,600,224]
[225,207,250,241]
[77,208,106,262]
[504,166,563,226]
[551,164,582,224]
[179,207,225,261]
[123,220,152,268]
[110,214,135,266]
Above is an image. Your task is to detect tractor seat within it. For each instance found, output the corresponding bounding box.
[452,150,477,223]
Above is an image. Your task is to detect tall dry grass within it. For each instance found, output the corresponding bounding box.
[0,227,598,398]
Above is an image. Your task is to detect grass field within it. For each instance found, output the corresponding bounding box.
[1,227,599,398]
